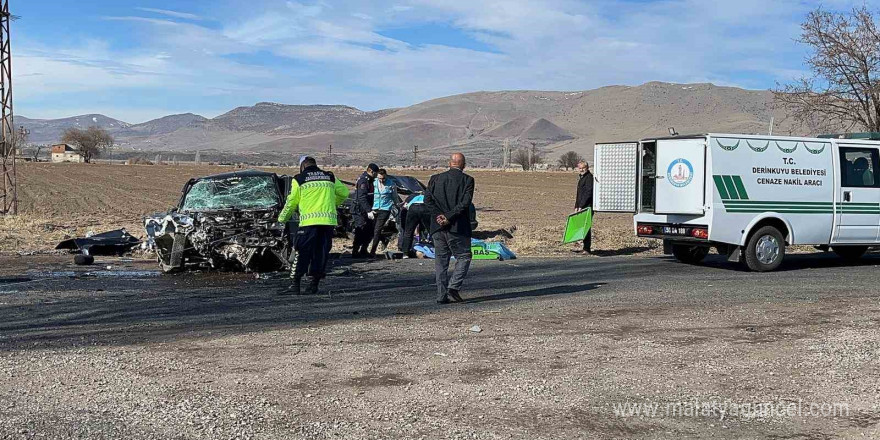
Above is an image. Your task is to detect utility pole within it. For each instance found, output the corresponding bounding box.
[528,143,534,171]
[413,145,419,167]
[502,139,510,169]
[328,144,332,166]
[0,0,15,215]
[194,150,201,164]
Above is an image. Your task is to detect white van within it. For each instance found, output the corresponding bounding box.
[593,133,880,271]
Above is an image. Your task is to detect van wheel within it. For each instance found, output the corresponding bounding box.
[671,245,709,264]
[832,246,868,261]
[744,226,785,271]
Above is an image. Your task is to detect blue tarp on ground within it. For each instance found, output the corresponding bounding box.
[413,239,516,261]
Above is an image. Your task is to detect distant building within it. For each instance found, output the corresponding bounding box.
[51,144,84,163]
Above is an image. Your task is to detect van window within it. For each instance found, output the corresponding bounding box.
[839,148,880,188]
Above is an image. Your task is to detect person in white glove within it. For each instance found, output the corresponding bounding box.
[369,169,398,257]
[368,211,376,220]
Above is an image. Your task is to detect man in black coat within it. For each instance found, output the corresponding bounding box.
[424,153,475,304]
[575,161,594,254]
[351,163,379,258]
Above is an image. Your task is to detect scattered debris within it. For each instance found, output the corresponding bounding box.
[469,325,482,333]
[55,229,141,256]
[73,255,95,266]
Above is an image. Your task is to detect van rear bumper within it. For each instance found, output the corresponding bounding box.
[636,222,710,243]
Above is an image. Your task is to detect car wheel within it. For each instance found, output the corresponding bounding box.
[671,244,709,264]
[832,246,868,261]
[157,256,181,274]
[744,226,785,272]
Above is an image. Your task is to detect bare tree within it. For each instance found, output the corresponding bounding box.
[61,126,114,163]
[558,151,584,170]
[511,144,544,171]
[774,7,880,133]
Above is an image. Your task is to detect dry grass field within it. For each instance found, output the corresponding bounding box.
[0,162,658,256]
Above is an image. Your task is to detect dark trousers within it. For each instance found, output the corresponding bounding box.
[293,225,334,279]
[401,204,430,255]
[434,230,472,302]
[352,217,374,256]
[369,210,392,256]
[583,229,592,252]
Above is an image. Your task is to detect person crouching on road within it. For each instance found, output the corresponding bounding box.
[278,156,349,295]
[400,192,430,258]
[351,163,379,258]
[368,169,397,257]
[425,153,475,304]
[574,161,594,254]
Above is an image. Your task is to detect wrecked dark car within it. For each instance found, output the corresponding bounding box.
[337,175,477,249]
[144,170,292,273]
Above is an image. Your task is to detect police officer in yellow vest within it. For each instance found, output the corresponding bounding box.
[278,156,349,295]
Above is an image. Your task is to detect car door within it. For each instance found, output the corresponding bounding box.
[834,146,880,243]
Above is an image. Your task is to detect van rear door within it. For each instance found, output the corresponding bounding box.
[593,142,639,212]
[654,138,706,215]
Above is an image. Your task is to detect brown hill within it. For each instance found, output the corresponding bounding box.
[23,82,802,164]
[251,82,793,162]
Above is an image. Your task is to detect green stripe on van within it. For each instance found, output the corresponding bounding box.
[721,175,741,199]
[732,176,749,199]
[713,175,730,199]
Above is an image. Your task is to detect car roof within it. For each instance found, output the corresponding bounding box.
[196,169,278,181]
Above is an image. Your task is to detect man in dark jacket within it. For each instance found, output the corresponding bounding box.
[574,161,594,254]
[424,153,475,304]
[351,163,379,258]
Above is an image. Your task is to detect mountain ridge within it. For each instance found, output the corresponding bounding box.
[18,81,802,163]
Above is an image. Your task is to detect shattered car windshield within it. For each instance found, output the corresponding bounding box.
[181,176,281,211]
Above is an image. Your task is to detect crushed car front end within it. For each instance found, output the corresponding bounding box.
[144,170,292,273]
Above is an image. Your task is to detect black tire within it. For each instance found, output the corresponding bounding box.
[671,245,709,264]
[73,254,95,266]
[832,246,868,261]
[744,226,785,272]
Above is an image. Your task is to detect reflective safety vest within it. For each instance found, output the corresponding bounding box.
[278,166,349,226]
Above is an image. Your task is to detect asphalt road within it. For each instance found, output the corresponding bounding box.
[2,253,880,439]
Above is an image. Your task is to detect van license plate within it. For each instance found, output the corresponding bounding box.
[662,226,688,236]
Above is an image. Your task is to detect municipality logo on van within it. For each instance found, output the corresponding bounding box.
[667,158,694,188]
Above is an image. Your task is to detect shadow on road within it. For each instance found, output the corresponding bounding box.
[699,252,880,271]
[0,257,620,351]
[590,247,655,257]
[463,283,604,304]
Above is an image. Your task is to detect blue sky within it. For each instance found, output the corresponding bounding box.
[13,0,860,123]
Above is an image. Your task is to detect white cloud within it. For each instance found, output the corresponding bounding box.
[18,0,859,121]
[136,7,203,21]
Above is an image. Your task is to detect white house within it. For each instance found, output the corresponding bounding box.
[51,144,84,163]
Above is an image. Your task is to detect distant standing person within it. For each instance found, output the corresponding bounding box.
[424,153,475,304]
[278,156,349,295]
[351,163,379,258]
[574,161,593,254]
[368,169,398,257]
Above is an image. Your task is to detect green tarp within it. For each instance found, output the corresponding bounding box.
[562,208,592,244]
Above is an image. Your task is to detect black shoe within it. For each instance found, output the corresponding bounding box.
[280,277,302,296]
[305,278,320,295]
[436,298,451,305]
[448,289,463,302]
